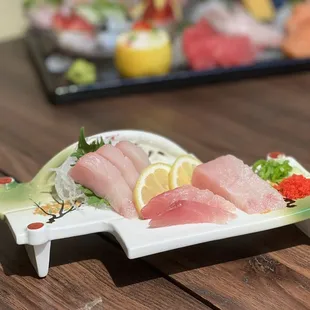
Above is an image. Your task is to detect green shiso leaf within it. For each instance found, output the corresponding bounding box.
[71,127,105,160]
[80,185,110,207]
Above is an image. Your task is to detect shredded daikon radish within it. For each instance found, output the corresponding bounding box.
[51,156,85,204]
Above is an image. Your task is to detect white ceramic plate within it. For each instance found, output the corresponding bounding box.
[1,130,309,277]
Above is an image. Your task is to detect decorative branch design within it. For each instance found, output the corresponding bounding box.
[284,198,296,208]
[32,198,83,224]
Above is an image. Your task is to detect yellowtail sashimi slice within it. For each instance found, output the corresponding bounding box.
[70,153,138,219]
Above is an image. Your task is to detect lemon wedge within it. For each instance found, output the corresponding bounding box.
[133,163,171,215]
[169,155,202,190]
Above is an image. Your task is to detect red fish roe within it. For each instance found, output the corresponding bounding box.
[275,174,310,200]
[268,152,284,159]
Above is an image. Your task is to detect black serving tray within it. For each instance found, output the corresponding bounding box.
[25,29,310,105]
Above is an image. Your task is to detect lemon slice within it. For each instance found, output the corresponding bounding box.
[134,163,171,215]
[169,155,202,190]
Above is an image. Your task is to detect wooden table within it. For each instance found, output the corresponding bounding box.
[0,39,309,310]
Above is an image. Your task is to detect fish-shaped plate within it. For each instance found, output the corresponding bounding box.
[0,130,309,278]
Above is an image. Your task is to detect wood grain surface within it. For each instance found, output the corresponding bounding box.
[0,220,208,310]
[144,226,310,310]
[0,39,309,310]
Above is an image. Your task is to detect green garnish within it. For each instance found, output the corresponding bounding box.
[252,159,293,183]
[71,127,105,160]
[80,186,110,207]
[128,33,137,43]
[93,0,126,13]
[176,21,193,34]
[66,59,96,85]
[23,0,36,9]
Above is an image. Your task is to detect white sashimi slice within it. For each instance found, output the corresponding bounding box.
[96,144,140,190]
[116,141,151,173]
[69,153,138,219]
[192,155,286,214]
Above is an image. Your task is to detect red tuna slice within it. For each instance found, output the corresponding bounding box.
[70,152,138,219]
[183,26,206,60]
[183,18,256,71]
[53,13,94,33]
[183,20,217,70]
[225,36,256,67]
[183,18,215,46]
[141,185,236,220]
[192,155,286,214]
[189,41,217,71]
[205,35,255,69]
[202,36,228,65]
[195,18,217,35]
[184,34,218,71]
[149,200,237,228]
[212,36,239,68]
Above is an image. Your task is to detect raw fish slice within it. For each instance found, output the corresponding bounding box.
[70,153,138,219]
[141,185,236,220]
[96,144,140,190]
[286,2,310,34]
[192,155,286,214]
[282,3,310,58]
[183,18,256,71]
[191,1,283,48]
[149,200,237,228]
[282,24,310,58]
[116,141,150,173]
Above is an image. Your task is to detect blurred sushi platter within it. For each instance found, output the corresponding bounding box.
[24,0,310,104]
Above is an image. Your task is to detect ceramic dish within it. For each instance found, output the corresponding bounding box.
[0,130,309,278]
